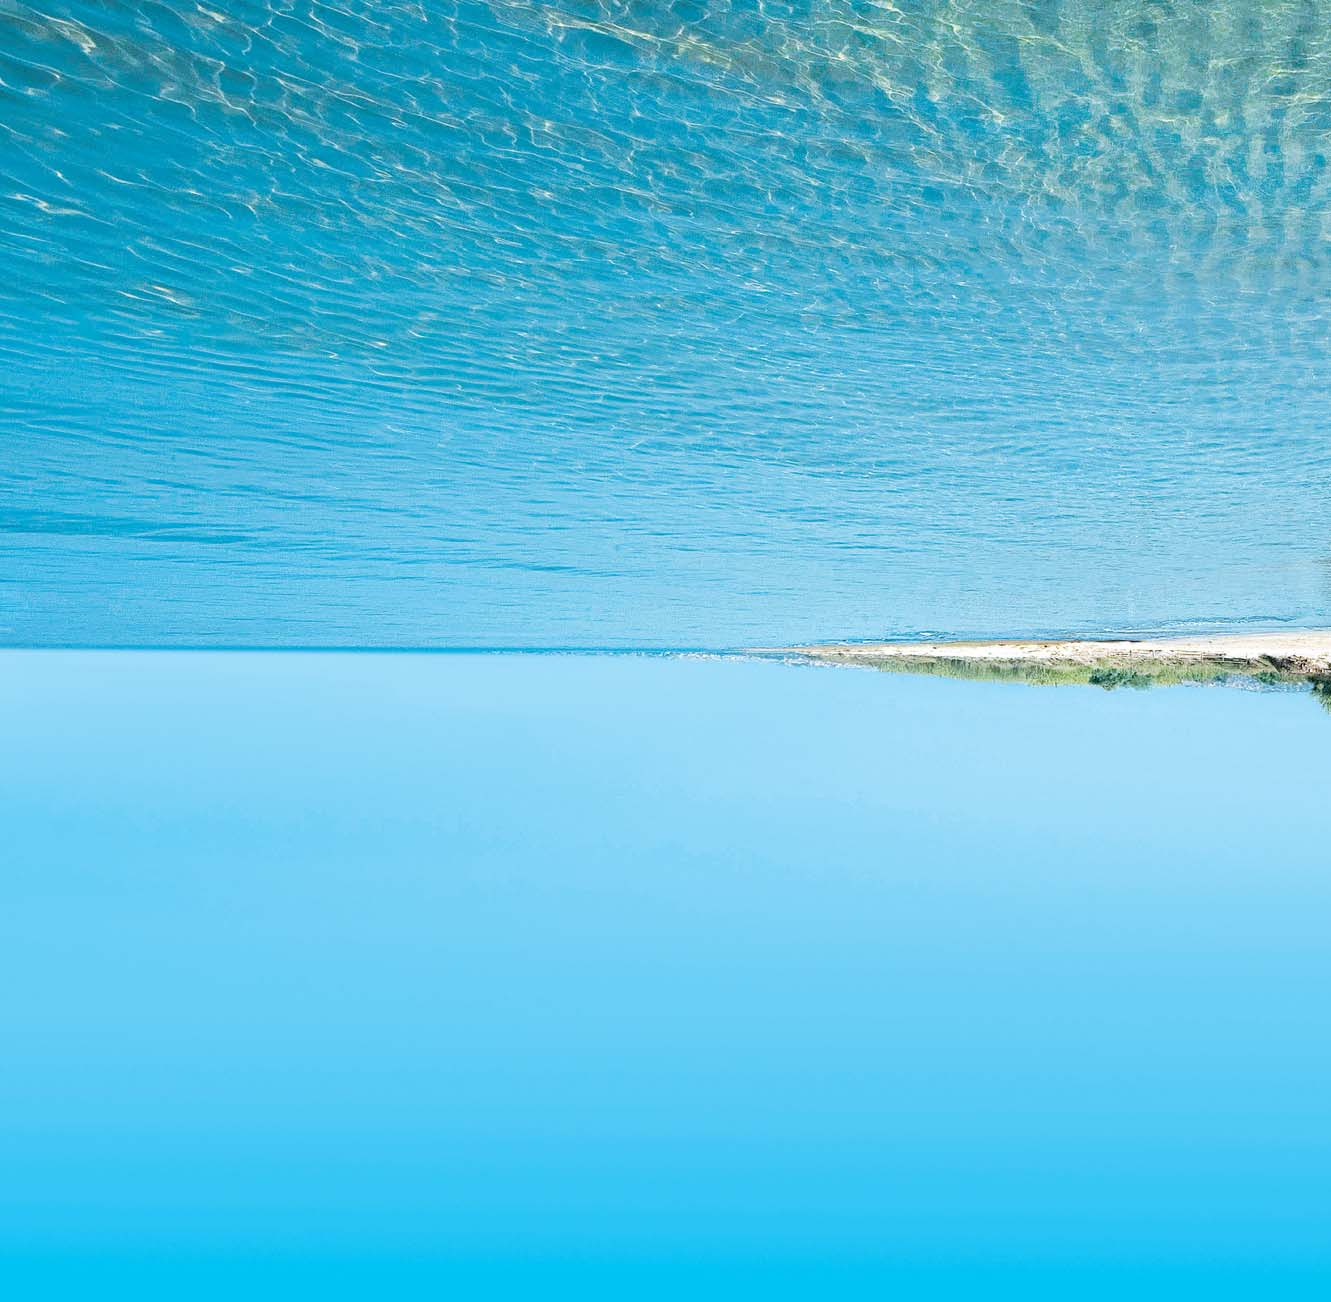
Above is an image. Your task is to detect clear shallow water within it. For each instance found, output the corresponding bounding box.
[7,2,1331,647]
[4,651,1331,1296]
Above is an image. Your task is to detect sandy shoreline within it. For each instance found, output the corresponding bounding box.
[788,631,1331,686]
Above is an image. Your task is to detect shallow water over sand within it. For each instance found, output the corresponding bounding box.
[7,2,1331,646]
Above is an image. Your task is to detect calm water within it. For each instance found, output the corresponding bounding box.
[4,651,1331,1296]
[7,2,1331,646]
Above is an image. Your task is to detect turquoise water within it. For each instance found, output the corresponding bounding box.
[7,6,1331,1294]
[7,2,1331,646]
[4,651,1331,1296]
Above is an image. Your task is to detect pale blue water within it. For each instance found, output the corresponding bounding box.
[4,651,1331,1297]
[6,2,1331,646]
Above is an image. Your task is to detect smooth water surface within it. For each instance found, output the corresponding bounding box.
[4,651,1330,1295]
[7,3,1331,646]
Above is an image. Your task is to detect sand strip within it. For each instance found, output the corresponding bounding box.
[787,631,1331,687]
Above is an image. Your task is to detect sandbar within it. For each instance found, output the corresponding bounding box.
[788,631,1331,691]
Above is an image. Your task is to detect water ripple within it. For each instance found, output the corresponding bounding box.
[4,1,1331,646]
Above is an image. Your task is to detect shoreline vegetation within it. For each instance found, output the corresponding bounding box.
[787,632,1331,706]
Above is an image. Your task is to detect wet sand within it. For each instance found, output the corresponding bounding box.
[789,631,1331,686]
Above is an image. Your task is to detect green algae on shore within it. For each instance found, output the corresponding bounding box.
[789,632,1331,706]
[835,654,1292,691]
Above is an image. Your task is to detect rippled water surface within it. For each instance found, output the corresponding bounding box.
[6,2,1331,646]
